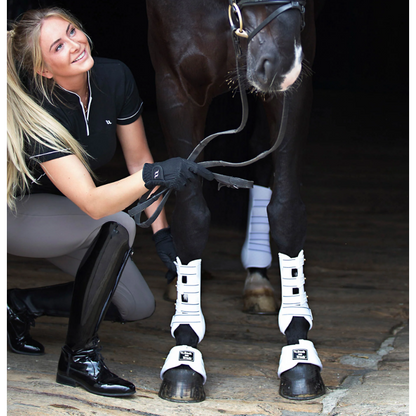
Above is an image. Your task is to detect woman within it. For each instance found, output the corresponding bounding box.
[7,7,213,397]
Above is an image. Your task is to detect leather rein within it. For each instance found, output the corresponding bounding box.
[129,0,306,227]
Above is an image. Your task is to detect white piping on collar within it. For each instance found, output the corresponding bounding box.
[57,71,92,136]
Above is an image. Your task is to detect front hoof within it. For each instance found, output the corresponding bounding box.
[159,365,206,402]
[279,363,325,400]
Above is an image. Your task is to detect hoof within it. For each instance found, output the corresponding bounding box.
[279,363,325,400]
[243,271,277,315]
[159,365,206,402]
[163,277,177,302]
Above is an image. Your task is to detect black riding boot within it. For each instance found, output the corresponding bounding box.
[8,258,124,356]
[7,282,74,355]
[7,301,44,355]
[55,222,136,397]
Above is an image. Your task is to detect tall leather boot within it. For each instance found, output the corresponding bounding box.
[7,282,74,355]
[8,260,125,355]
[7,301,44,355]
[55,221,136,397]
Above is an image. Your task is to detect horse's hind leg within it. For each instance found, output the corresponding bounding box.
[241,100,278,314]
[241,184,277,314]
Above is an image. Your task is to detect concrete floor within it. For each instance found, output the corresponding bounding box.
[6,89,409,415]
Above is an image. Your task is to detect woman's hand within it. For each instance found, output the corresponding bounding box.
[152,227,177,283]
[142,158,214,191]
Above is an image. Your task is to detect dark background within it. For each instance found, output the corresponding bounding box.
[7,0,409,228]
[7,0,409,101]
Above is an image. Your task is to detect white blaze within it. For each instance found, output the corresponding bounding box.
[280,42,303,91]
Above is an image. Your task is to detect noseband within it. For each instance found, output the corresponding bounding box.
[228,0,306,42]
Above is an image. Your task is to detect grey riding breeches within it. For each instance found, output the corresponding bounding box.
[7,194,155,321]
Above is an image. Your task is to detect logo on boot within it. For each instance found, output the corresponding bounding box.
[292,348,308,360]
[179,350,194,362]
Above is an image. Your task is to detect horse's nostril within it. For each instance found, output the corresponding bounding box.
[257,57,277,84]
[262,59,272,79]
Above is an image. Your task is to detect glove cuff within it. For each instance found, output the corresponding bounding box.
[142,163,164,189]
[152,227,172,243]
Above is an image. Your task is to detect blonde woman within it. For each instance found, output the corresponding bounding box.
[7,7,213,397]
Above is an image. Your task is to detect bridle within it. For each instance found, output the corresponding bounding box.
[129,0,306,227]
[228,0,306,42]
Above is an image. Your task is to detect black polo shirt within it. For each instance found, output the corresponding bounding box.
[28,57,143,194]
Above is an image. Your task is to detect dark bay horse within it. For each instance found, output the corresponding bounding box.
[145,0,325,402]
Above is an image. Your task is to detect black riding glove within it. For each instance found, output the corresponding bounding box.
[152,227,177,283]
[142,157,214,191]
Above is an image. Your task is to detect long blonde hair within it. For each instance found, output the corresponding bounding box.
[7,8,94,210]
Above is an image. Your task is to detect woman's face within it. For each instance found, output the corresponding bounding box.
[38,16,94,86]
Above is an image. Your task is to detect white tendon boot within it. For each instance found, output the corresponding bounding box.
[241,185,272,269]
[160,257,206,385]
[278,250,313,335]
[241,185,276,314]
[277,250,325,400]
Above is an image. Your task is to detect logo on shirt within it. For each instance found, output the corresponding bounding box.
[153,169,160,179]
[105,120,112,125]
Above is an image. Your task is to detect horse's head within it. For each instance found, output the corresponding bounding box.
[230,0,306,94]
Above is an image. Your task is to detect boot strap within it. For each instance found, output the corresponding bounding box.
[160,345,207,384]
[278,339,322,376]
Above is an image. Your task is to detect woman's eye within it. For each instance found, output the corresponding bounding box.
[55,43,63,52]
[70,27,76,36]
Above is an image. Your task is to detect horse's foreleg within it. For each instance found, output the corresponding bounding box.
[154,77,210,402]
[158,191,209,403]
[265,82,325,400]
[171,184,211,265]
[276,250,325,399]
[159,258,206,402]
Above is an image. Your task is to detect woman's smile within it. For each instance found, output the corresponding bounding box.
[72,50,86,64]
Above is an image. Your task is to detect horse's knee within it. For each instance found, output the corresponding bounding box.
[267,198,306,257]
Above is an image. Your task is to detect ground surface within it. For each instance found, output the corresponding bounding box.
[7,90,409,415]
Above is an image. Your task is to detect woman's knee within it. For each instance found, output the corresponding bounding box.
[113,287,155,322]
[111,260,155,321]
[105,212,136,247]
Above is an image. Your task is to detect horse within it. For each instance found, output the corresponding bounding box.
[144,0,325,402]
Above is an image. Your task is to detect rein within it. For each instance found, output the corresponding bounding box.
[129,0,305,228]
